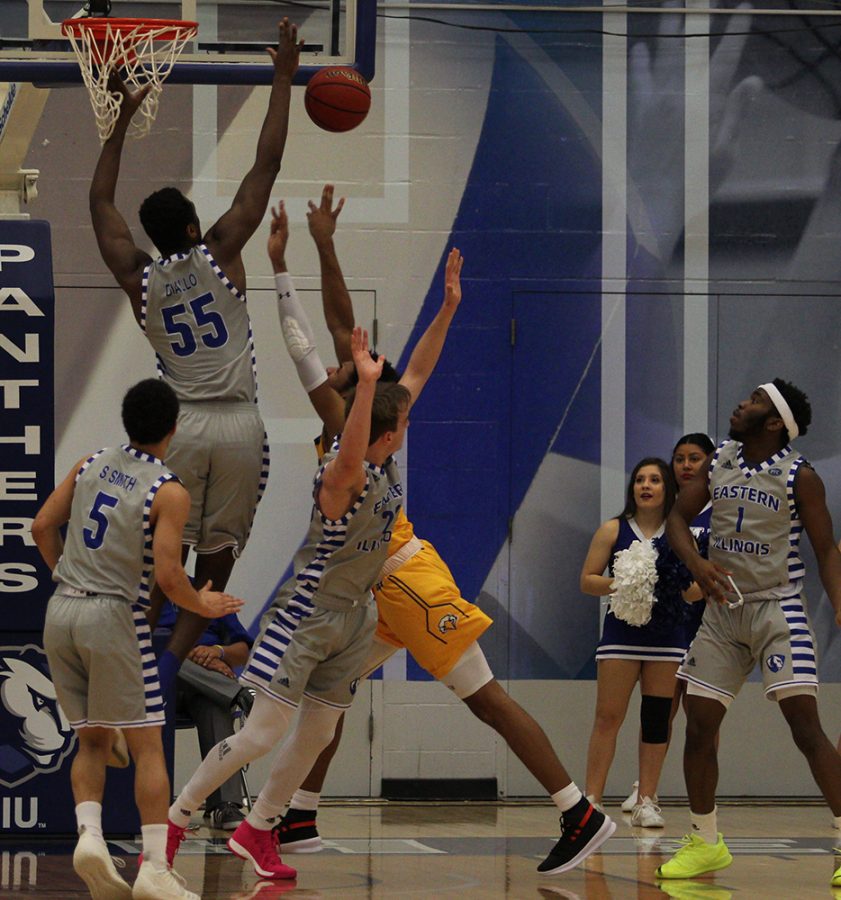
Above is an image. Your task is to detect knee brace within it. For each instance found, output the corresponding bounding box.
[640,694,672,744]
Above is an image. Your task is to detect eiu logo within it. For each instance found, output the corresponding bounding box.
[0,645,75,788]
[349,678,359,696]
[766,654,785,673]
[438,614,458,634]
[769,468,782,476]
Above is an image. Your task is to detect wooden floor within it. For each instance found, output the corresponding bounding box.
[2,801,839,899]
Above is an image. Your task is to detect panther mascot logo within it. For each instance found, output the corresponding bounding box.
[0,645,75,788]
[437,614,458,634]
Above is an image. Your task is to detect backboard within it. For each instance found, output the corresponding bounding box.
[0,0,376,85]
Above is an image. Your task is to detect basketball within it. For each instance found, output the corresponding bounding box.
[305,67,371,133]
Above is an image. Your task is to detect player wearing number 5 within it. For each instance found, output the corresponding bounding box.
[32,379,244,900]
[660,379,841,885]
[88,19,304,692]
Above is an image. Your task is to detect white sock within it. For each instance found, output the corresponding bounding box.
[168,797,195,829]
[171,693,294,829]
[552,783,584,813]
[833,815,841,831]
[290,789,321,813]
[690,808,718,845]
[246,795,284,831]
[141,824,168,869]
[75,801,103,840]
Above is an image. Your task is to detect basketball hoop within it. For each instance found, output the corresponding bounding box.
[61,17,198,143]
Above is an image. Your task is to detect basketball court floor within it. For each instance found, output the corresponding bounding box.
[2,800,838,899]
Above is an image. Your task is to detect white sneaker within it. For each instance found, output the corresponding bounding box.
[132,861,199,900]
[630,796,665,828]
[620,781,639,813]
[73,830,132,899]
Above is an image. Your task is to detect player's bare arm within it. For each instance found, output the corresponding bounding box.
[89,74,152,312]
[318,327,382,520]
[269,201,346,436]
[31,456,88,571]
[308,184,353,363]
[399,248,464,405]
[795,464,841,624]
[666,456,730,604]
[151,481,244,618]
[580,518,620,596]
[189,640,250,669]
[206,18,303,279]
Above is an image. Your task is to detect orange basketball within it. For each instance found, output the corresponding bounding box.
[305,67,371,133]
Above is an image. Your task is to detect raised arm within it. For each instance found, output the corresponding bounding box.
[307,184,353,363]
[318,328,382,520]
[797,465,841,625]
[268,201,346,437]
[665,457,730,604]
[31,457,86,570]
[151,481,244,618]
[399,248,463,406]
[89,76,152,312]
[580,518,620,596]
[204,18,302,274]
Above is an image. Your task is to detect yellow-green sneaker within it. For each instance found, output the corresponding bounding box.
[657,881,733,900]
[832,859,841,888]
[656,833,732,879]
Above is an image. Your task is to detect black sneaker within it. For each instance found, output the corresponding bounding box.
[273,807,323,853]
[205,801,245,831]
[537,798,616,875]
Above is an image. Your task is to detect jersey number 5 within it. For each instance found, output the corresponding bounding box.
[162,293,229,357]
[83,491,120,549]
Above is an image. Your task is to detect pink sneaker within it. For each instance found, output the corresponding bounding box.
[166,819,188,868]
[228,821,297,879]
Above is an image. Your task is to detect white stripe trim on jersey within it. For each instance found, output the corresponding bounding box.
[199,244,245,301]
[676,671,736,700]
[735,443,793,480]
[140,262,151,334]
[133,604,165,718]
[301,689,354,711]
[75,449,106,484]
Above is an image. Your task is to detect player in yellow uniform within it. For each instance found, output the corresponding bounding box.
[267,190,614,875]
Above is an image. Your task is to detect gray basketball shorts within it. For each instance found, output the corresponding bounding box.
[165,400,269,555]
[677,590,818,703]
[241,599,377,709]
[43,593,165,729]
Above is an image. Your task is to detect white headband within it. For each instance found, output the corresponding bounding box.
[759,382,799,441]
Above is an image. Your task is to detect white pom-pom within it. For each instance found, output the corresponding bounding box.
[609,539,658,627]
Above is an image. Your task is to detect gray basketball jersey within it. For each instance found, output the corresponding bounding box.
[273,453,404,615]
[53,445,179,607]
[708,439,805,596]
[141,244,257,403]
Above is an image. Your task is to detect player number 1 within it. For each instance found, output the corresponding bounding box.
[735,505,745,533]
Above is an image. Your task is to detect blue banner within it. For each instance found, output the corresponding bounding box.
[0,220,55,630]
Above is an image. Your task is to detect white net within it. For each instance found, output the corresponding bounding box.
[62,18,197,143]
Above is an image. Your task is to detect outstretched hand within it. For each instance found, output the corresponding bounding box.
[196,579,245,618]
[307,184,346,246]
[107,70,151,122]
[266,18,303,80]
[351,326,383,385]
[443,247,464,311]
[268,201,289,270]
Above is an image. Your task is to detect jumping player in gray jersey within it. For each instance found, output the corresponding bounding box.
[88,19,303,695]
[32,379,243,900]
[167,327,406,881]
[659,379,841,886]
